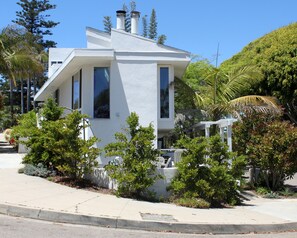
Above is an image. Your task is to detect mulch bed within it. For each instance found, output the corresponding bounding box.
[49,176,114,195]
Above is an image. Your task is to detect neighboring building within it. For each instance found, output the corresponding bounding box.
[34,10,190,165]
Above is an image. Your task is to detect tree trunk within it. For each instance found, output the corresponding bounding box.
[27,78,30,112]
[33,76,37,109]
[20,78,24,114]
[10,79,14,126]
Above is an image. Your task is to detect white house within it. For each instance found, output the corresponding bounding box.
[34,10,190,165]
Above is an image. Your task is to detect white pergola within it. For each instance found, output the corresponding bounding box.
[195,118,237,152]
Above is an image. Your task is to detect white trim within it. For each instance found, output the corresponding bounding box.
[35,49,114,101]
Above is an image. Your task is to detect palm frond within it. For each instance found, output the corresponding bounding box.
[221,66,262,101]
[229,95,282,115]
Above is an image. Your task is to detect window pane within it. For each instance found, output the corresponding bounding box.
[160,67,169,118]
[94,67,110,118]
[72,71,81,110]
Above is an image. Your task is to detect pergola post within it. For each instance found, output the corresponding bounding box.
[219,126,225,142]
[227,124,232,152]
[205,125,210,138]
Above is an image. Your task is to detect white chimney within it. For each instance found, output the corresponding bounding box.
[131,11,140,34]
[116,10,126,30]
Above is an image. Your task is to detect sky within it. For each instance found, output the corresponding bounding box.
[1,0,297,65]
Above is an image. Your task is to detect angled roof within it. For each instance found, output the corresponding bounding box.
[35,27,191,102]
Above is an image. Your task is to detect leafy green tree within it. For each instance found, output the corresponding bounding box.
[170,135,246,207]
[105,112,159,199]
[233,113,297,190]
[13,0,59,49]
[103,16,113,34]
[253,121,297,190]
[221,23,297,123]
[148,9,157,40]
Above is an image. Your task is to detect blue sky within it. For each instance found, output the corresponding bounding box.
[1,0,296,65]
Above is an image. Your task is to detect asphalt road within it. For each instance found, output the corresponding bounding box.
[1,214,297,238]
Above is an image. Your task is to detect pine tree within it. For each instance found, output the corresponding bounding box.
[13,0,59,50]
[157,34,167,45]
[148,9,157,40]
[122,3,130,32]
[142,15,148,37]
[122,1,136,33]
[103,16,113,34]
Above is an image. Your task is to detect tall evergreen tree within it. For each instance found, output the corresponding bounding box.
[103,16,113,34]
[157,34,166,45]
[13,0,59,50]
[122,1,136,33]
[148,9,157,40]
[142,15,148,37]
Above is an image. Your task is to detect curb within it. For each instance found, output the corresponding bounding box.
[1,203,297,234]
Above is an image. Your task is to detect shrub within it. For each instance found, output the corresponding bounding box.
[23,163,56,178]
[233,114,297,191]
[170,135,246,207]
[256,187,270,195]
[280,187,294,197]
[104,112,160,199]
[45,111,100,179]
[173,197,210,209]
[263,191,280,199]
[253,121,297,190]
[12,98,100,179]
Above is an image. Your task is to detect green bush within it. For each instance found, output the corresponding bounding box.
[173,197,210,209]
[12,111,37,139]
[263,191,280,199]
[12,98,100,179]
[23,163,56,178]
[252,121,297,191]
[233,113,297,191]
[104,112,160,199]
[170,135,246,207]
[280,187,294,197]
[256,187,270,195]
[46,111,100,179]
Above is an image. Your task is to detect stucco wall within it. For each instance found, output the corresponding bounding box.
[58,75,72,112]
[56,60,160,165]
[87,167,177,199]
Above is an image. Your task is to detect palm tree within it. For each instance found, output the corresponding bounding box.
[0,26,43,124]
[176,64,281,122]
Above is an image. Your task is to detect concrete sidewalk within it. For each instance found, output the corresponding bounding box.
[0,153,297,234]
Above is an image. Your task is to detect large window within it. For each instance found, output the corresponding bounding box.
[72,69,82,110]
[160,67,169,118]
[94,67,110,118]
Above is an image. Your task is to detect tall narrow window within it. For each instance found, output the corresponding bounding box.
[160,67,169,118]
[72,69,82,110]
[94,67,110,118]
